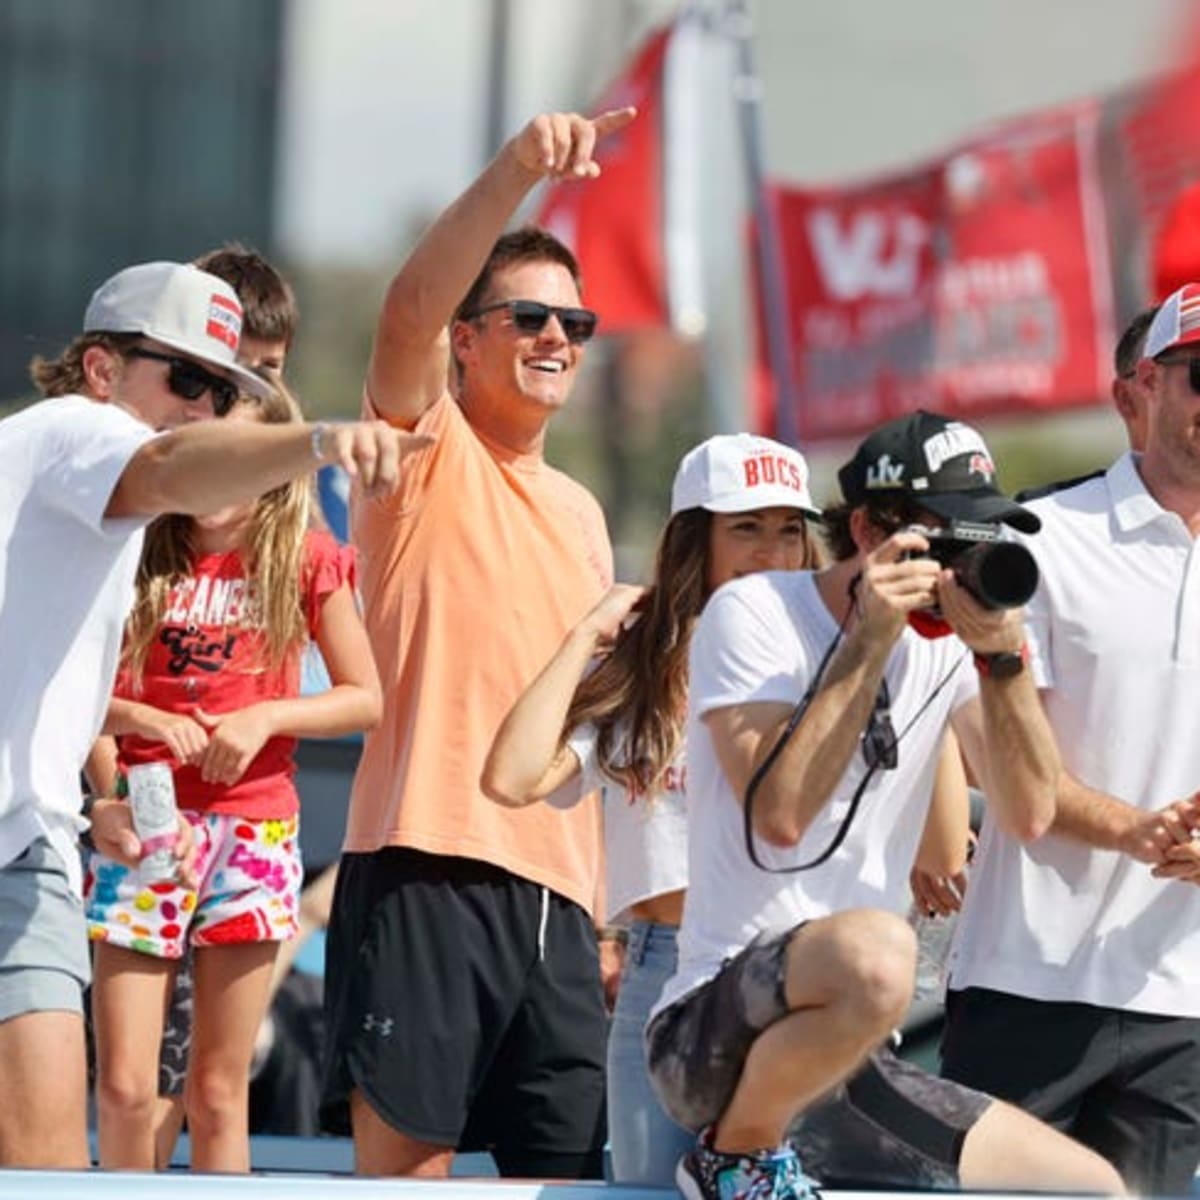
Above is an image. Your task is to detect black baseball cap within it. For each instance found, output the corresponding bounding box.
[837,410,1041,534]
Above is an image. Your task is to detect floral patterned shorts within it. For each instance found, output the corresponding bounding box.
[84,811,303,959]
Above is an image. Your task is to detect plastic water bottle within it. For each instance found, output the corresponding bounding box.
[909,904,957,1002]
[126,762,180,884]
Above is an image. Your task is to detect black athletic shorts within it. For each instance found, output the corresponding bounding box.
[942,985,1200,1196]
[320,848,607,1171]
[646,925,991,1188]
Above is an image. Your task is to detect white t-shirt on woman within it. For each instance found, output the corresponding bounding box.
[550,722,688,924]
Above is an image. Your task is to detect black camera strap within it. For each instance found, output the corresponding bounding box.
[741,577,968,875]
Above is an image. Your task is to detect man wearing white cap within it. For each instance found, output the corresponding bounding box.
[0,259,424,1168]
[942,285,1200,1195]
[648,411,1121,1200]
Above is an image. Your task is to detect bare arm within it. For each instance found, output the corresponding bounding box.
[705,627,892,847]
[101,697,210,766]
[368,108,637,424]
[84,736,120,797]
[106,419,430,519]
[913,731,971,878]
[942,574,1057,842]
[1050,770,1200,879]
[909,732,972,916]
[195,582,383,787]
[706,533,940,847]
[482,583,646,806]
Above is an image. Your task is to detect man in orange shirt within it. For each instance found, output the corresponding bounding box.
[319,108,635,1179]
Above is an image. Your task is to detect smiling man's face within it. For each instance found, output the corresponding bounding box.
[455,259,586,416]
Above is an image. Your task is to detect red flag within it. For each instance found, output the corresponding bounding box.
[1117,7,1200,298]
[536,27,671,336]
[752,100,1115,443]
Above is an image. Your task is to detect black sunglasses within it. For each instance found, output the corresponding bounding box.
[1156,354,1200,394]
[125,348,239,417]
[862,678,898,771]
[465,299,599,345]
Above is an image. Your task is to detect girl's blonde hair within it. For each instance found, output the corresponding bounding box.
[563,507,824,798]
[122,385,313,681]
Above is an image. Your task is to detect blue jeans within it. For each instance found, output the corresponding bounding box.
[607,920,694,1185]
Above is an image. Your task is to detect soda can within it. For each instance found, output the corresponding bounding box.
[126,762,180,884]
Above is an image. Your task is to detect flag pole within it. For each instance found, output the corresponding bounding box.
[724,0,798,446]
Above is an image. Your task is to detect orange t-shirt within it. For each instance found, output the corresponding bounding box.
[345,393,613,916]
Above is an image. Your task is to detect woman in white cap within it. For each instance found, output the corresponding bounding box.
[482,433,827,1185]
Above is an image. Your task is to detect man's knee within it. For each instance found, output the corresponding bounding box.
[788,909,915,1030]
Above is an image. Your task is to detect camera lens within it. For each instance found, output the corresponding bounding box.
[956,541,1039,610]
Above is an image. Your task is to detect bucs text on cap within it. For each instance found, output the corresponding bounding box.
[671,433,821,519]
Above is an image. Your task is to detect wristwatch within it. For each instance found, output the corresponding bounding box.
[973,643,1029,680]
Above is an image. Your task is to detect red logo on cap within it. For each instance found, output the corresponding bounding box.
[206,294,242,351]
[967,452,994,480]
[744,454,806,494]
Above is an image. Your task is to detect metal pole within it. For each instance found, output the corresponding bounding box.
[725,0,798,446]
[483,0,512,162]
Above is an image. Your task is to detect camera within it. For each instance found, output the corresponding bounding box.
[904,520,1039,610]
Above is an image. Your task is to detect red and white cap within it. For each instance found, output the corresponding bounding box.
[671,434,820,518]
[1143,282,1200,360]
[83,261,273,397]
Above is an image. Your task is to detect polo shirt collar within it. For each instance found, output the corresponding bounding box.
[1107,451,1172,534]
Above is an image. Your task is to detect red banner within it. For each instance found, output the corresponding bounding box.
[755,101,1116,442]
[535,27,671,336]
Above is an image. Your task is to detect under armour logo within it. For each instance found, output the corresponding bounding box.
[866,453,905,489]
[363,1013,394,1038]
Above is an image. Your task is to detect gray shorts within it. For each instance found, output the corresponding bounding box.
[0,838,90,1021]
[645,925,992,1189]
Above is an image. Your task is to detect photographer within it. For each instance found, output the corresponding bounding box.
[646,411,1122,1200]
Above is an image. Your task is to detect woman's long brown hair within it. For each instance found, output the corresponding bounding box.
[122,386,312,684]
[562,508,822,798]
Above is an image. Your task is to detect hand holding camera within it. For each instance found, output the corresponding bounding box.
[901,520,1039,611]
[856,529,945,646]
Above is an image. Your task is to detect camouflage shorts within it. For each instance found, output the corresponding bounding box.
[645,925,991,1188]
[645,927,794,1133]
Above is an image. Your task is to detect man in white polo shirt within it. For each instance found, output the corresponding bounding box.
[942,283,1200,1196]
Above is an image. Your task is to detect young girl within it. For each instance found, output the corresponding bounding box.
[482,433,827,1186]
[84,386,382,1173]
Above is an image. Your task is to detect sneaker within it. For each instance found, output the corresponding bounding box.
[676,1129,819,1200]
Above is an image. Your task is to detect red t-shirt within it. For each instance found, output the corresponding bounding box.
[115,529,354,819]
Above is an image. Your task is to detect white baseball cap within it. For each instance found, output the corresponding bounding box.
[1142,282,1200,361]
[83,261,273,398]
[671,434,820,518]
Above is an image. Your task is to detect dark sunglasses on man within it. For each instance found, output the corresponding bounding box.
[1155,354,1200,393]
[125,347,240,417]
[464,299,599,346]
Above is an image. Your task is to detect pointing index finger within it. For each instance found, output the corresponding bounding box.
[591,106,637,138]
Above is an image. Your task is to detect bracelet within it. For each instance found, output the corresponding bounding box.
[310,422,329,463]
[597,926,629,947]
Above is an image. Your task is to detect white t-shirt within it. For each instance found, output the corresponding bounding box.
[0,395,154,892]
[551,722,688,924]
[949,453,1200,1017]
[656,570,977,1015]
